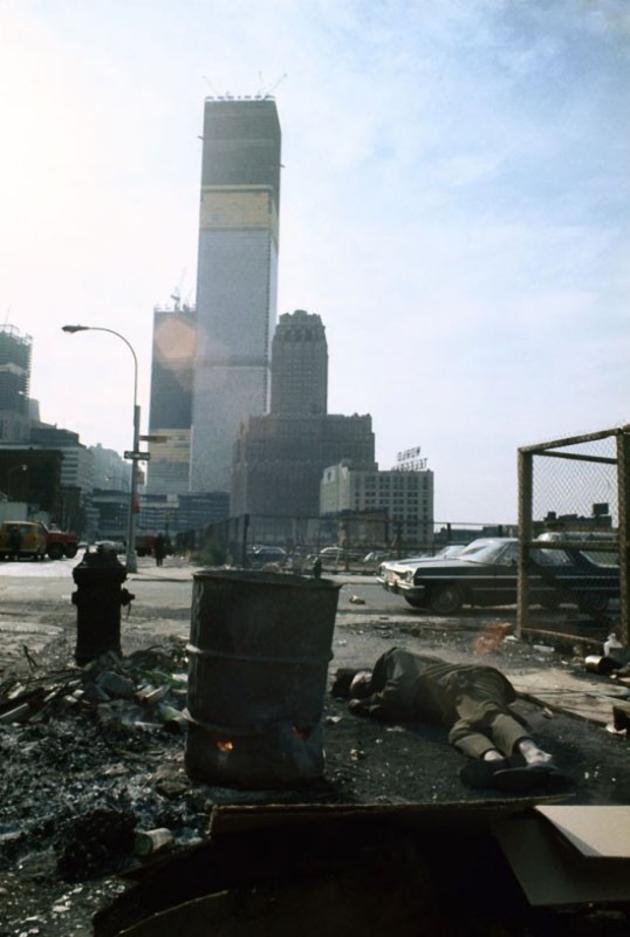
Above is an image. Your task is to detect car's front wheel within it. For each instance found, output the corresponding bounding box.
[429,583,464,615]
[404,595,424,609]
[578,593,609,615]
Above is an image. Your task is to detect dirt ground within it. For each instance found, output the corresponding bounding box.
[1,573,630,936]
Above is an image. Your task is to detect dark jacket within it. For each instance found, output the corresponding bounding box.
[350,647,516,725]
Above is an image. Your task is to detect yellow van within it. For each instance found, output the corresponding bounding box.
[0,521,47,560]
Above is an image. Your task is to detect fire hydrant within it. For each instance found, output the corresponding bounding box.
[72,546,135,665]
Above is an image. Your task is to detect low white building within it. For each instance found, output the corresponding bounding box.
[320,461,434,546]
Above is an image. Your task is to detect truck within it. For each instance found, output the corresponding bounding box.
[136,534,156,557]
[0,521,80,561]
[43,525,79,559]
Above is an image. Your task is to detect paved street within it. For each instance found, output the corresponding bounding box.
[0,556,620,724]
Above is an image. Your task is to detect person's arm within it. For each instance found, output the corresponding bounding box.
[349,679,406,720]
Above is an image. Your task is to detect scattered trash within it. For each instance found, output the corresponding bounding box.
[96,670,136,700]
[473,622,511,656]
[604,632,623,658]
[348,595,366,605]
[585,655,622,676]
[350,748,366,761]
[612,701,630,733]
[134,827,174,858]
[533,644,555,655]
[325,715,342,725]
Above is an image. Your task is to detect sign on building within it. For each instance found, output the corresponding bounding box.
[395,445,428,472]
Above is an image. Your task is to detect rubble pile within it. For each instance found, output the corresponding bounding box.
[0,638,206,887]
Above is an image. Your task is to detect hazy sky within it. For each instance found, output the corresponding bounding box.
[2,0,629,522]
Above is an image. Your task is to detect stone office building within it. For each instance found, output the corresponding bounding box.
[232,413,376,517]
[231,307,375,518]
[320,461,434,546]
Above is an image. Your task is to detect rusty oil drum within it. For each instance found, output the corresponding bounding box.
[185,570,341,788]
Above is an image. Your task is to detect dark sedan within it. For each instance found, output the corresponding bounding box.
[387,537,619,615]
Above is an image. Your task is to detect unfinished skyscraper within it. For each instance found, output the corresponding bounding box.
[0,325,32,442]
[190,97,281,492]
[147,303,196,495]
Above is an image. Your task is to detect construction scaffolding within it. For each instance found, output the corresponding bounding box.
[517,425,630,647]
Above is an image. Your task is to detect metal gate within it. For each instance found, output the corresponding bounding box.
[517,425,630,646]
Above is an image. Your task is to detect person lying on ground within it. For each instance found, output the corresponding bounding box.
[332,646,568,793]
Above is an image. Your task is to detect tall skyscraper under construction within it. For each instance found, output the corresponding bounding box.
[0,325,32,442]
[190,97,281,492]
[147,302,196,495]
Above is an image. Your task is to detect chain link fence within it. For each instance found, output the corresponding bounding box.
[518,426,630,646]
[175,514,516,574]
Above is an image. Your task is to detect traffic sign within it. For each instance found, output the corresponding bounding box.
[124,450,151,462]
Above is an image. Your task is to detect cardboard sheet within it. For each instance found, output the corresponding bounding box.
[494,817,630,907]
[535,805,630,859]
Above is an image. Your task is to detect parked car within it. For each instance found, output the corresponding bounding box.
[95,539,126,555]
[537,530,619,567]
[377,543,469,587]
[317,546,365,567]
[247,545,287,568]
[0,521,47,560]
[381,537,619,615]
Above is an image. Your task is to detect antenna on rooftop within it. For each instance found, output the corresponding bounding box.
[170,268,187,311]
[257,71,287,97]
[265,72,287,96]
[202,75,219,96]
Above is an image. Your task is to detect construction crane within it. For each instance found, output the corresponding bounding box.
[256,72,287,97]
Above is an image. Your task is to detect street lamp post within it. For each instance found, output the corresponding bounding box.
[62,325,140,573]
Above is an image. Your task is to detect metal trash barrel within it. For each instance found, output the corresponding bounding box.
[185,570,341,788]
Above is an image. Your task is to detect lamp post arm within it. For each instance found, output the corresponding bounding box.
[62,323,140,573]
[80,327,138,408]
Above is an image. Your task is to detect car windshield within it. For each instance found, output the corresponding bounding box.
[457,540,512,564]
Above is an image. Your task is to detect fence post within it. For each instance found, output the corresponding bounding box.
[616,431,630,647]
[241,513,250,568]
[517,449,533,639]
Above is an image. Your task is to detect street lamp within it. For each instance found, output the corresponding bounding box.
[7,464,27,500]
[62,325,141,573]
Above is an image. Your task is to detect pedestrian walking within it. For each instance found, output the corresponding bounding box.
[8,525,21,561]
[154,533,166,567]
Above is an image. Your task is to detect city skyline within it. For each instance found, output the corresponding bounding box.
[2,1,629,522]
